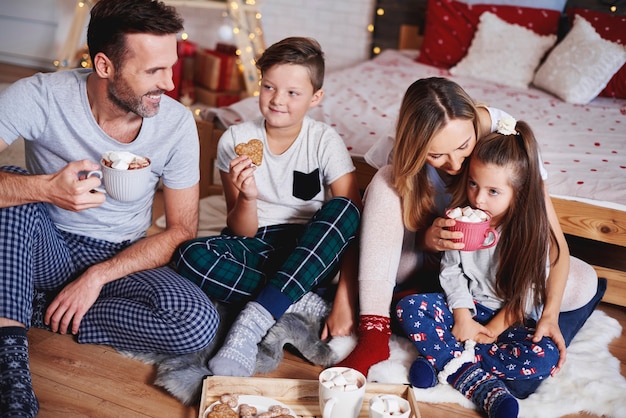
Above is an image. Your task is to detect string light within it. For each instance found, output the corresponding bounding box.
[226,0,265,96]
[55,0,265,97]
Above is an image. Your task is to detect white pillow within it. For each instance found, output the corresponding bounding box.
[532,15,626,104]
[450,12,557,89]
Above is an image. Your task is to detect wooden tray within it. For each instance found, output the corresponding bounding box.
[199,376,421,418]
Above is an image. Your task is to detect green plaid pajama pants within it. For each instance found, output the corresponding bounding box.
[172,197,360,314]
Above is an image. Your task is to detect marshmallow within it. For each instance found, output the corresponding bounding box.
[447,206,489,223]
[102,151,149,170]
[370,394,408,415]
[321,369,362,392]
[447,207,462,219]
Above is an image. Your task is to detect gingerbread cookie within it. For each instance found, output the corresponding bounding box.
[206,403,237,418]
[235,139,263,166]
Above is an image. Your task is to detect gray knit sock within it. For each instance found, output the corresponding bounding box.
[285,292,331,318]
[208,302,275,377]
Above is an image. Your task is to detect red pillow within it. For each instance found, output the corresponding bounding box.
[418,0,562,68]
[566,8,626,99]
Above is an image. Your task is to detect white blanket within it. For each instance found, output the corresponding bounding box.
[198,50,626,210]
[329,310,626,418]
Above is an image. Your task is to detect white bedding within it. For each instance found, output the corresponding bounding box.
[200,50,626,209]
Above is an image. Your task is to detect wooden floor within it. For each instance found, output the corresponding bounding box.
[28,191,626,418]
[3,62,626,417]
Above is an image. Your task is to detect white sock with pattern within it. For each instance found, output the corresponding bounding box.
[208,302,275,377]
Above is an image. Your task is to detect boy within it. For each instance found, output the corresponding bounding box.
[173,37,363,376]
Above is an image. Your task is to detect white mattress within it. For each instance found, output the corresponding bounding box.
[201,50,626,210]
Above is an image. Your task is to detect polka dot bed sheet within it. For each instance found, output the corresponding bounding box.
[202,50,626,210]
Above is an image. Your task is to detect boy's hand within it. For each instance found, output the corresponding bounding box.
[228,155,258,200]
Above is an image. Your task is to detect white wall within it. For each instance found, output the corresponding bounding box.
[0,0,376,72]
[259,0,375,71]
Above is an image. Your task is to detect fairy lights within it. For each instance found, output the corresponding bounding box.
[226,0,264,96]
[56,0,265,96]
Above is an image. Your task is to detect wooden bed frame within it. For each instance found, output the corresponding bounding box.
[193,0,626,308]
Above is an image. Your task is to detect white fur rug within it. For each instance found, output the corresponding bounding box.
[155,189,626,416]
[330,310,626,418]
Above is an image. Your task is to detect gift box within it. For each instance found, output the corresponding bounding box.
[194,48,244,92]
[194,85,244,107]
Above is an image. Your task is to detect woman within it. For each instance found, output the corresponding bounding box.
[338,77,603,398]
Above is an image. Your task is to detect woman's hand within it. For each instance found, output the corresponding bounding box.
[321,302,355,340]
[425,216,465,251]
[534,313,566,375]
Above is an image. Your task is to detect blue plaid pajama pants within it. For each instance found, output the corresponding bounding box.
[172,197,360,316]
[0,166,218,354]
[396,293,560,382]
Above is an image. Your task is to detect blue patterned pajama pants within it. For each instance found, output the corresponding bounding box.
[396,293,559,382]
[0,167,218,354]
[172,197,360,317]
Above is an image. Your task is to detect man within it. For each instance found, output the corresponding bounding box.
[0,1,218,416]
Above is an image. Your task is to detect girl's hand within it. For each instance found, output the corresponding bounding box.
[452,308,495,342]
[426,216,465,251]
[227,155,258,200]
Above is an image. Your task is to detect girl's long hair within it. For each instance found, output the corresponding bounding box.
[449,121,560,323]
[392,77,479,231]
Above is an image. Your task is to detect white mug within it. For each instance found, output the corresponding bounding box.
[318,367,366,418]
[87,159,151,202]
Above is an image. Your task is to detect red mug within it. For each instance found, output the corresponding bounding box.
[446,208,499,251]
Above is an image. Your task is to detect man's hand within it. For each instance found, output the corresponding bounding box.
[45,267,105,335]
[48,160,106,211]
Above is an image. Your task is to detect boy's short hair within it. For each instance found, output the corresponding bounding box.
[87,0,184,68]
[255,37,325,92]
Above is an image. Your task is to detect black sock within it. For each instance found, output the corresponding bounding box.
[30,289,52,330]
[0,327,39,418]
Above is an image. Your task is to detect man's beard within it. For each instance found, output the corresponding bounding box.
[108,73,163,118]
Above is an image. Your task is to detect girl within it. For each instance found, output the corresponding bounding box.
[396,119,562,418]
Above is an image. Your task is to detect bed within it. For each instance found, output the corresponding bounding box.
[192,0,626,307]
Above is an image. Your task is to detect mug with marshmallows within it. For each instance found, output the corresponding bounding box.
[445,206,499,251]
[319,367,366,418]
[369,394,411,418]
[89,151,151,202]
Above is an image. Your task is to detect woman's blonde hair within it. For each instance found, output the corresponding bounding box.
[392,77,479,231]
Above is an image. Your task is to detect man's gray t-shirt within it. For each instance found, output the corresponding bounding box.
[0,69,199,243]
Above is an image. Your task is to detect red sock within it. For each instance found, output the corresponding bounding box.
[337,315,391,376]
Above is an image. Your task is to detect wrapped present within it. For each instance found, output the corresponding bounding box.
[194,86,243,107]
[194,48,244,92]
